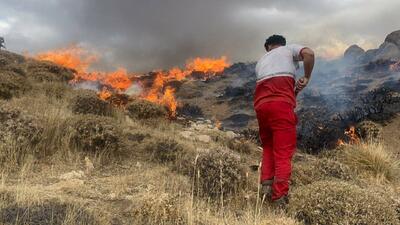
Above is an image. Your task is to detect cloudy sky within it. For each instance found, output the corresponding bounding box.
[0,0,399,72]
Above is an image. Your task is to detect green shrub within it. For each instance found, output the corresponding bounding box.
[26,60,74,82]
[144,138,184,163]
[126,99,167,120]
[0,71,29,99]
[185,150,246,198]
[0,104,42,144]
[291,158,353,186]
[67,114,122,153]
[70,90,111,116]
[289,180,399,225]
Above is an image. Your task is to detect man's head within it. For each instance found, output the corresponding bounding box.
[264,35,286,52]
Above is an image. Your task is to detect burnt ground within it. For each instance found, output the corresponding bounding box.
[175,59,400,153]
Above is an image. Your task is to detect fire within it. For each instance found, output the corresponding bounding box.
[35,45,97,75]
[33,45,230,117]
[186,56,229,74]
[337,125,360,146]
[98,88,112,101]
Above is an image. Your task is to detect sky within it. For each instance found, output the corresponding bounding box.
[0,0,399,72]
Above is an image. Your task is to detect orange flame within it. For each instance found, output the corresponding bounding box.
[33,45,230,117]
[337,125,360,146]
[186,56,229,74]
[98,88,112,101]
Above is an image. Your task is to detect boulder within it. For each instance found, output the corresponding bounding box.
[343,44,365,61]
[196,134,212,143]
[384,30,400,48]
[374,42,400,61]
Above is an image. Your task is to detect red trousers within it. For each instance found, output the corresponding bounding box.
[255,101,297,200]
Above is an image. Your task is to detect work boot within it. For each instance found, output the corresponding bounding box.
[272,195,289,210]
[260,179,273,201]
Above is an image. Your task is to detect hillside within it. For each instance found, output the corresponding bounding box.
[0,32,399,224]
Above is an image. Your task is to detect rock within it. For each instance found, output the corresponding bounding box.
[196,134,212,143]
[59,170,85,180]
[194,123,208,131]
[356,120,382,141]
[384,30,400,48]
[179,131,194,139]
[343,44,365,61]
[225,131,237,139]
[84,157,94,175]
[374,42,400,61]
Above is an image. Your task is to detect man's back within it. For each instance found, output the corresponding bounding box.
[254,44,305,109]
[255,44,304,82]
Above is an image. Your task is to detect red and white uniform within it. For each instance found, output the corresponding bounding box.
[254,44,305,109]
[254,44,305,201]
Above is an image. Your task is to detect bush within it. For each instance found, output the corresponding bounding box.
[337,142,400,182]
[0,71,29,99]
[144,138,184,163]
[26,60,74,82]
[67,114,123,153]
[291,157,353,186]
[70,90,111,116]
[289,181,399,225]
[0,191,97,225]
[0,104,42,145]
[186,150,245,198]
[41,82,72,99]
[126,99,167,120]
[131,190,186,225]
[227,138,255,154]
[356,120,382,141]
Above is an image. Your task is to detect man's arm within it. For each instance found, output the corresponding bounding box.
[296,48,315,93]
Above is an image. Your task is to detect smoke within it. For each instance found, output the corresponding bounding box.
[1,0,400,72]
[125,83,143,96]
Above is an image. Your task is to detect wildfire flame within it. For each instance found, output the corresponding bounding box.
[33,45,229,117]
[337,125,360,146]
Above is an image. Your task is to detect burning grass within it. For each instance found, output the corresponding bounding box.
[288,180,399,225]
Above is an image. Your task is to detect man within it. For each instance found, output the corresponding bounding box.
[254,35,314,206]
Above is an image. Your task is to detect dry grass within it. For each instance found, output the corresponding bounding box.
[291,157,353,186]
[337,142,400,182]
[289,180,399,225]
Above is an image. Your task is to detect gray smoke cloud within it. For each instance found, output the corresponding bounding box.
[0,0,399,72]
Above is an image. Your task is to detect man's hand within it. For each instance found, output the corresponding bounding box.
[296,47,314,95]
[295,76,309,94]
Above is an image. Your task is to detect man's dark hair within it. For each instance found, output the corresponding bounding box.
[264,35,286,50]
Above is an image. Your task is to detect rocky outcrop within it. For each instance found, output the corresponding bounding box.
[358,29,400,63]
[343,45,365,61]
[384,30,400,48]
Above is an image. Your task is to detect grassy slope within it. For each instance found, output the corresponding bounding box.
[0,50,399,225]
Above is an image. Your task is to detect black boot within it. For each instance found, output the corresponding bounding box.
[260,179,273,201]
